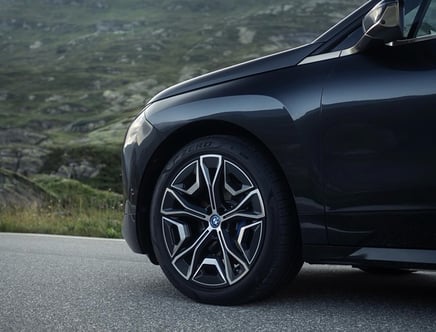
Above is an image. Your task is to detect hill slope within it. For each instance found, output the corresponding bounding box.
[0,0,364,196]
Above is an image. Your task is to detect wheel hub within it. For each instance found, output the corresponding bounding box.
[209,214,221,229]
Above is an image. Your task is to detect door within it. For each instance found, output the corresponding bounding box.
[322,1,436,249]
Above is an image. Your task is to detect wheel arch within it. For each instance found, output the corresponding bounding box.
[135,119,301,264]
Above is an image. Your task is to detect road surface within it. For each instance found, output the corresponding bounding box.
[1,233,436,331]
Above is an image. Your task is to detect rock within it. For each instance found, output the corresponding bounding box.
[0,128,48,175]
[27,120,61,130]
[43,103,90,115]
[0,170,51,209]
[18,148,50,176]
[0,128,47,145]
[238,27,256,44]
[0,150,20,173]
[94,1,108,9]
[257,4,294,15]
[66,119,106,132]
[0,147,49,176]
[55,160,103,179]
[45,95,64,103]
[30,41,42,49]
[0,91,9,101]
[103,89,123,101]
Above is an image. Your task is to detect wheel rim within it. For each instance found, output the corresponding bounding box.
[160,154,265,287]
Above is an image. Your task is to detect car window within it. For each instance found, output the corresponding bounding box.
[404,2,421,36]
[417,1,436,36]
[404,0,436,38]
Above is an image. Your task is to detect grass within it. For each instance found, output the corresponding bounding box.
[0,175,123,238]
[0,205,122,238]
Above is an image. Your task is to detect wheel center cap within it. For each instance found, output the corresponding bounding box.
[210,214,221,228]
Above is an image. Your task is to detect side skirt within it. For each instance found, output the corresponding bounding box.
[303,245,436,270]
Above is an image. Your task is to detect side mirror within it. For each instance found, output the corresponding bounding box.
[352,0,404,53]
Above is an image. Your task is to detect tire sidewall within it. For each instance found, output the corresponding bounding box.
[150,136,294,304]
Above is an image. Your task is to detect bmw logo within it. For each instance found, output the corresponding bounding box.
[210,215,221,228]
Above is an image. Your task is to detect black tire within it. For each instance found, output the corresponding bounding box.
[150,135,302,305]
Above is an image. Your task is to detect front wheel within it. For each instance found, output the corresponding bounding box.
[150,136,302,304]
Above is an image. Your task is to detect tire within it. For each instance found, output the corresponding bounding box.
[150,135,302,305]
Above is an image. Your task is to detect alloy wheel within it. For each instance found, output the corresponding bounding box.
[160,154,265,287]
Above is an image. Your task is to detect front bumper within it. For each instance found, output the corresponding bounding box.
[122,200,143,253]
[121,110,154,254]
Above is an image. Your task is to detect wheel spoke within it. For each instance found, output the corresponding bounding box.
[222,189,265,222]
[172,228,213,280]
[237,220,263,264]
[171,160,200,195]
[192,257,227,286]
[161,188,208,222]
[162,217,190,257]
[199,155,223,212]
[217,229,249,285]
[224,160,254,196]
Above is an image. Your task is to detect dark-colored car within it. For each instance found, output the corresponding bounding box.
[121,0,436,304]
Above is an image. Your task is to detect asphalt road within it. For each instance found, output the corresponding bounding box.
[1,233,436,331]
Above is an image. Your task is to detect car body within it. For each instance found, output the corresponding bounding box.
[122,0,436,304]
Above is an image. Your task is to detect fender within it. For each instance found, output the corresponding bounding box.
[144,92,327,245]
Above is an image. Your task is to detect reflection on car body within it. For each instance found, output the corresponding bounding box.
[121,0,436,304]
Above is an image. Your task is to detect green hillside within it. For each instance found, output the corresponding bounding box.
[0,0,363,236]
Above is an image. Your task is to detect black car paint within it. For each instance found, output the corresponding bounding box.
[323,41,436,250]
[122,0,436,269]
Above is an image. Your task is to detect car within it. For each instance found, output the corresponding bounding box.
[121,0,436,305]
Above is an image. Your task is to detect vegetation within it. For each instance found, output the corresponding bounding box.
[0,0,363,237]
[0,175,123,238]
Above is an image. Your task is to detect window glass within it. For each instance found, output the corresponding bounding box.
[417,1,436,36]
[404,3,420,36]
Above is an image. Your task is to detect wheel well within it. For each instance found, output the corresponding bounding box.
[136,120,299,264]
